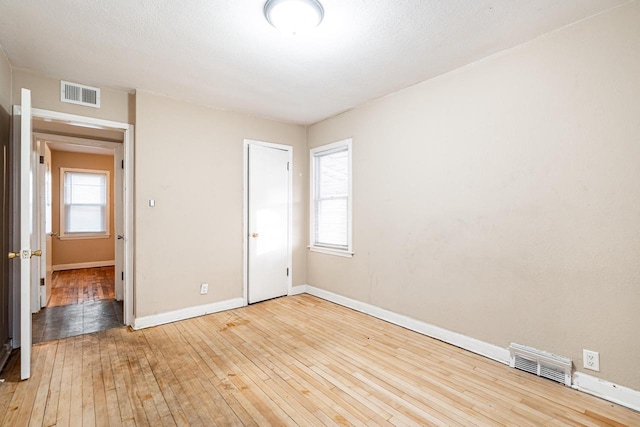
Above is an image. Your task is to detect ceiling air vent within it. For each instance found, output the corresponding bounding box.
[60,80,101,108]
[509,343,572,386]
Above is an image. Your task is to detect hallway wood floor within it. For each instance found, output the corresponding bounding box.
[49,267,115,307]
[1,295,638,426]
[31,267,122,344]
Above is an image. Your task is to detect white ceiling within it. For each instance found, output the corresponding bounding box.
[45,140,114,156]
[0,0,628,125]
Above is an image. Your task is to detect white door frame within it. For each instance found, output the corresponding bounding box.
[14,108,135,327]
[242,139,293,305]
[34,132,125,303]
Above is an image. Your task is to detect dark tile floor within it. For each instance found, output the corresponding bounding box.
[32,299,124,344]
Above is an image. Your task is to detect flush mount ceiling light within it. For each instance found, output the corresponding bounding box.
[264,0,324,35]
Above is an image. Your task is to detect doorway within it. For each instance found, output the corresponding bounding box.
[244,139,293,304]
[31,134,123,343]
[10,96,134,379]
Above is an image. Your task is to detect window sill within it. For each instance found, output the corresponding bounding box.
[308,246,354,258]
[59,234,111,241]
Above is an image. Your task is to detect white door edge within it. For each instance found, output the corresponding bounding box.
[19,89,32,380]
[243,139,293,306]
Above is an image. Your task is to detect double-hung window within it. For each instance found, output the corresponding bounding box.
[309,139,353,257]
[60,168,110,239]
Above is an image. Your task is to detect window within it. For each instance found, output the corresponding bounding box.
[60,168,110,239]
[310,139,353,256]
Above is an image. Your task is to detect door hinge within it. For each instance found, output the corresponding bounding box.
[121,160,124,169]
[40,278,45,287]
[286,267,289,277]
[287,162,290,171]
[39,155,44,164]
[121,271,124,281]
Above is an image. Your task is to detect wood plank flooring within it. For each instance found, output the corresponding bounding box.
[49,267,115,307]
[1,295,639,426]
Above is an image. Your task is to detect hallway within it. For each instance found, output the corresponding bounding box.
[48,266,115,307]
[32,267,123,344]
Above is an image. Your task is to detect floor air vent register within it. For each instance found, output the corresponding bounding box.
[509,343,572,386]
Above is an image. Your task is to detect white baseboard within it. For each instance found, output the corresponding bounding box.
[289,284,308,296]
[572,372,640,412]
[53,260,115,271]
[304,285,510,364]
[132,297,244,330]
[303,285,640,412]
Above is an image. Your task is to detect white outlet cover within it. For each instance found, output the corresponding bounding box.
[200,283,208,295]
[583,349,600,372]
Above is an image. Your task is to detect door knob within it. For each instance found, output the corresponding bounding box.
[30,250,42,258]
[117,235,124,240]
[8,252,20,259]
[251,233,259,238]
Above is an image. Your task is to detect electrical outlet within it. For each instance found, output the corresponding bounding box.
[583,349,600,372]
[200,283,208,295]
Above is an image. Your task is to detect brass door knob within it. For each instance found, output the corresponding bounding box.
[30,250,42,258]
[8,252,20,259]
[251,233,259,238]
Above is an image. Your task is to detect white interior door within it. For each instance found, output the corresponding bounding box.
[30,139,47,313]
[247,144,290,304]
[114,145,124,301]
[44,144,52,307]
[19,88,34,380]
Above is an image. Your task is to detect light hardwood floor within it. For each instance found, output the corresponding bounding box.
[1,295,638,426]
[49,267,115,307]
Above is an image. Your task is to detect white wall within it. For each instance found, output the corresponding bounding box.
[135,91,307,317]
[307,2,640,390]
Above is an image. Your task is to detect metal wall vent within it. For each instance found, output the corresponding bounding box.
[60,80,101,108]
[509,343,572,386]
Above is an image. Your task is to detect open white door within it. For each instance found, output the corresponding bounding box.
[17,89,34,380]
[247,143,290,304]
[114,145,124,301]
[44,144,53,307]
[33,138,45,310]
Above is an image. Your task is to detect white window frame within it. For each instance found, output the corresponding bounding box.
[59,167,111,240]
[309,138,353,257]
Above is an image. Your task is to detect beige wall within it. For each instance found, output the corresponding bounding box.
[135,91,306,317]
[50,151,115,266]
[307,2,640,390]
[0,47,10,112]
[12,69,132,124]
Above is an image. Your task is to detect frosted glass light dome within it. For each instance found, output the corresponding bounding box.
[264,0,324,35]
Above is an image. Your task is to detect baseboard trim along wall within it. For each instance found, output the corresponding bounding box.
[132,297,245,330]
[303,285,511,364]
[52,260,115,271]
[301,284,640,412]
[572,372,640,412]
[289,284,308,296]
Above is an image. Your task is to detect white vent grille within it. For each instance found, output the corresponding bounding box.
[514,355,538,375]
[509,343,572,386]
[60,80,100,108]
